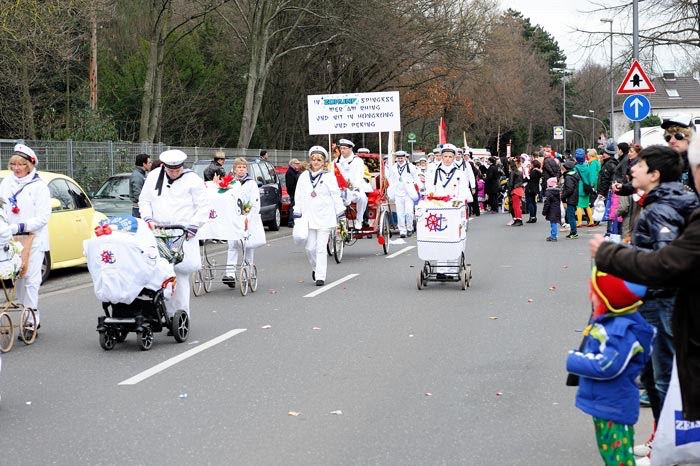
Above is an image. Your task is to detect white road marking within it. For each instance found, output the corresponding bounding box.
[386,246,415,259]
[303,273,359,298]
[118,328,247,385]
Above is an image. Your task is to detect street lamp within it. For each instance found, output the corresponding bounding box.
[589,109,596,148]
[572,114,609,143]
[601,18,614,140]
[566,129,586,148]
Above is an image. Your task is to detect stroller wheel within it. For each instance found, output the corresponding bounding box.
[249,265,258,292]
[136,326,154,351]
[115,330,129,343]
[99,331,115,351]
[19,308,37,345]
[0,311,14,353]
[238,266,250,296]
[171,310,189,343]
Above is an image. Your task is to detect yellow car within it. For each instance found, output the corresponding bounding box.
[0,170,107,281]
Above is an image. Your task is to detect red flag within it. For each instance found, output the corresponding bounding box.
[334,163,348,189]
[438,117,447,145]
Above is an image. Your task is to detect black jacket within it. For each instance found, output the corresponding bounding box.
[542,157,560,180]
[485,164,501,192]
[508,169,524,191]
[541,188,562,223]
[613,153,638,196]
[525,168,542,195]
[285,166,300,199]
[597,156,618,198]
[203,161,225,182]
[596,208,700,420]
[560,170,579,206]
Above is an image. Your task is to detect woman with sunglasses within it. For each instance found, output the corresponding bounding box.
[293,146,345,286]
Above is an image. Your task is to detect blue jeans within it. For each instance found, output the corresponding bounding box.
[549,222,558,239]
[639,296,675,408]
[526,193,537,218]
[565,205,577,234]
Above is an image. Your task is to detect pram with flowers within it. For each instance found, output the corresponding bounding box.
[85,216,189,351]
[0,231,37,352]
[415,195,472,290]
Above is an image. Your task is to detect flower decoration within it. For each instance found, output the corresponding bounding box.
[241,201,252,214]
[8,195,19,214]
[217,174,234,193]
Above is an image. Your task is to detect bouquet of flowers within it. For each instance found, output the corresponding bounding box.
[217,174,234,193]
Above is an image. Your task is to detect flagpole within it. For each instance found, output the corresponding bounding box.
[379,132,383,195]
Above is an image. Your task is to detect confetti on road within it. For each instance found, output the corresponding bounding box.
[312,327,321,330]
[187,340,200,345]
[527,299,534,303]
[488,316,498,320]
[409,334,414,337]
[261,325,272,329]
[288,411,302,417]
[25,401,32,405]
[330,410,343,415]
[496,391,503,396]
[179,393,188,399]
[268,289,278,294]
[548,285,557,291]
[425,392,432,397]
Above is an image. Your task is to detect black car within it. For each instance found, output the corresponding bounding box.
[192,158,282,231]
[91,173,133,217]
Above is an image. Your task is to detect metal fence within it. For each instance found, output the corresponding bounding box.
[0,139,306,192]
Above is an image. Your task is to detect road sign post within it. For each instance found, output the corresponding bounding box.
[407,132,416,156]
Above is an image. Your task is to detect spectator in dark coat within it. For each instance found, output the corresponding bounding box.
[541,177,561,241]
[203,151,226,182]
[485,157,501,213]
[560,160,579,238]
[596,142,619,199]
[285,159,302,227]
[525,159,542,223]
[129,153,152,217]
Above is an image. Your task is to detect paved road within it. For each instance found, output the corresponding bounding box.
[0,215,651,465]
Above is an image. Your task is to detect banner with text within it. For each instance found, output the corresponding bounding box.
[307,91,401,135]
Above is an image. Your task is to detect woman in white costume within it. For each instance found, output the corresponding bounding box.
[139,149,208,318]
[0,144,51,335]
[294,146,345,286]
[222,158,263,285]
[387,150,419,237]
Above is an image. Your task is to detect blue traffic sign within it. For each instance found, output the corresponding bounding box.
[623,94,651,121]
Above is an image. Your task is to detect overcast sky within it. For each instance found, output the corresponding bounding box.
[498,0,682,73]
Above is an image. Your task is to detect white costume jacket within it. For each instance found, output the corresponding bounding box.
[387,162,420,201]
[139,167,209,228]
[0,170,51,251]
[334,154,366,191]
[425,163,470,202]
[294,170,345,229]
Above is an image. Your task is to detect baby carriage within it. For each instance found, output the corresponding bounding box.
[0,231,37,352]
[415,197,472,290]
[85,217,189,351]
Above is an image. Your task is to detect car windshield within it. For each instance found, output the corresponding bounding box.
[94,177,129,199]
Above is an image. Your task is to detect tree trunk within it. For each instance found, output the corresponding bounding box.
[139,36,158,142]
[20,59,36,139]
[89,8,98,110]
[139,1,170,143]
[147,41,165,142]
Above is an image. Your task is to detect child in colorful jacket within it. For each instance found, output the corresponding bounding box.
[566,268,655,466]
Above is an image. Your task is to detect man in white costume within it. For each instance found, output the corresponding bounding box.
[387,150,419,237]
[139,149,208,317]
[334,138,368,230]
[425,144,470,202]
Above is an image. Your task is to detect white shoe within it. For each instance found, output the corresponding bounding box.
[633,442,651,457]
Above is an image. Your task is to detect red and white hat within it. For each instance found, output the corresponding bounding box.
[14,144,37,165]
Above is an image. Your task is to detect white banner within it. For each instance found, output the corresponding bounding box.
[307,91,401,135]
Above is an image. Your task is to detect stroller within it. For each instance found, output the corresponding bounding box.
[85,217,190,351]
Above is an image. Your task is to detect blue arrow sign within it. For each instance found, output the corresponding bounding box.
[623,94,651,121]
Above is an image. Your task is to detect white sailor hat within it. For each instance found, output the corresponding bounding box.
[416,156,427,162]
[308,145,329,159]
[338,138,355,148]
[13,144,38,165]
[394,150,408,157]
[661,114,695,130]
[441,143,458,154]
[159,149,187,168]
[432,148,441,154]
[357,147,370,154]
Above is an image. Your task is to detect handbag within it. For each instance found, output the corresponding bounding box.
[292,216,308,245]
[243,214,266,249]
[592,196,606,222]
[652,358,700,466]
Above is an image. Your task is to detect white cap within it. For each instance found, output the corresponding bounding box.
[357,148,370,154]
[308,145,329,159]
[661,114,695,130]
[441,143,458,154]
[432,148,441,154]
[417,156,427,162]
[338,138,354,148]
[394,150,408,157]
[159,149,187,167]
[13,144,37,165]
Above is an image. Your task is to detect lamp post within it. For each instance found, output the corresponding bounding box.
[589,109,596,147]
[572,114,609,144]
[601,18,614,140]
[566,129,586,149]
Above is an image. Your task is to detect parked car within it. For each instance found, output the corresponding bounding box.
[274,166,291,224]
[0,170,107,282]
[192,158,282,231]
[91,173,132,217]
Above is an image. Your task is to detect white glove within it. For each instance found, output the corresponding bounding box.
[10,224,19,234]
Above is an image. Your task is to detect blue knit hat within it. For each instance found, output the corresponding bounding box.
[575,148,585,164]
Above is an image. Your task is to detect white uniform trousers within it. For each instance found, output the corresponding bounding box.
[344,190,367,227]
[395,195,415,235]
[225,240,254,275]
[305,228,331,281]
[15,243,44,324]
[166,271,191,318]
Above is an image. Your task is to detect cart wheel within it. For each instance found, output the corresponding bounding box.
[326,236,333,256]
[99,331,115,351]
[467,265,472,287]
[115,329,129,343]
[0,311,14,352]
[460,269,468,290]
[191,270,205,297]
[136,326,154,351]
[171,310,189,343]
[333,231,344,263]
[239,266,250,296]
[380,212,391,255]
[249,265,258,292]
[417,271,424,290]
[203,262,215,292]
[19,308,37,345]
